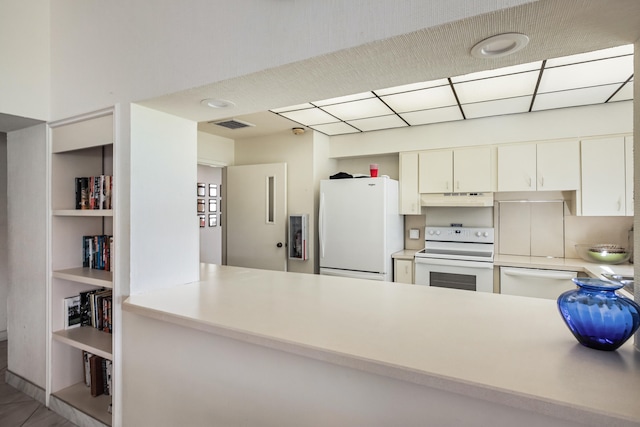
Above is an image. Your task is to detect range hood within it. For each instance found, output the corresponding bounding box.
[420,192,494,207]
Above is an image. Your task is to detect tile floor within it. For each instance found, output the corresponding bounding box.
[0,340,75,426]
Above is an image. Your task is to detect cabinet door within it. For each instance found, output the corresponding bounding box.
[497,144,536,191]
[399,152,421,215]
[626,136,634,216]
[454,146,492,192]
[394,259,414,284]
[419,150,452,193]
[537,140,580,191]
[581,137,626,216]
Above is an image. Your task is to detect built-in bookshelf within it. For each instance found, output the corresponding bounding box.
[48,108,116,426]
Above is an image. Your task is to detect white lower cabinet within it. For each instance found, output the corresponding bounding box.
[394,259,414,284]
[500,267,577,299]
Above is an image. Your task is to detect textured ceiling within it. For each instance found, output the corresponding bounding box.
[143,0,640,140]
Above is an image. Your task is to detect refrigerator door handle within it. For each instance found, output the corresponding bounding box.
[319,192,325,258]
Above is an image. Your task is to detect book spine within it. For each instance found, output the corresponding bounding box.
[75,178,82,210]
[82,351,92,387]
[89,355,104,397]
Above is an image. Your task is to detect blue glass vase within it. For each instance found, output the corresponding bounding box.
[557,277,640,351]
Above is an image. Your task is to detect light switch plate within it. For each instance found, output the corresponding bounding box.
[409,228,420,240]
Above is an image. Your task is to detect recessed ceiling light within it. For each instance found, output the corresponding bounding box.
[470,33,529,59]
[200,98,235,108]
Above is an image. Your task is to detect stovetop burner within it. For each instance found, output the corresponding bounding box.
[415,226,495,263]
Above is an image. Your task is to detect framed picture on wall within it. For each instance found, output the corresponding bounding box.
[209,214,217,227]
[197,183,206,197]
[197,199,205,213]
[209,199,217,212]
[198,214,206,228]
[209,184,217,197]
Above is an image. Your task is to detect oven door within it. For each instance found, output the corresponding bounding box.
[414,257,494,293]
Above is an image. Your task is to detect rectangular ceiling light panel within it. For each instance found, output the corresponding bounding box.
[313,92,374,107]
[400,106,463,126]
[545,44,633,67]
[451,61,542,83]
[453,71,539,104]
[279,108,338,126]
[381,85,457,113]
[347,114,407,132]
[609,79,634,103]
[310,122,360,136]
[321,97,393,121]
[532,84,623,111]
[538,56,633,93]
[462,96,532,119]
[374,78,450,96]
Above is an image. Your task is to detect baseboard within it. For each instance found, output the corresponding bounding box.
[5,369,108,427]
[49,395,110,427]
[4,370,46,405]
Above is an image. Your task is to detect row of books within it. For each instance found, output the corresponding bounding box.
[82,351,112,397]
[63,288,112,333]
[83,235,113,271]
[75,175,113,210]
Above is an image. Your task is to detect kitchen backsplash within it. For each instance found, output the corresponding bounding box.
[564,215,632,258]
[402,201,632,260]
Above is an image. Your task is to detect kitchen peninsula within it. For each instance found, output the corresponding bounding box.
[122,264,639,427]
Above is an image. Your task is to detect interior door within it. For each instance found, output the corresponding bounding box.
[226,163,287,271]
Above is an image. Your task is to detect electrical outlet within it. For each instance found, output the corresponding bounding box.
[409,228,420,240]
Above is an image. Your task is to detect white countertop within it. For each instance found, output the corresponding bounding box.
[124,264,640,427]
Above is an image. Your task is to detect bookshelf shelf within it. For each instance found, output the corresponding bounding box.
[53,267,113,288]
[53,327,112,360]
[53,209,113,217]
[48,108,116,427]
[53,382,112,426]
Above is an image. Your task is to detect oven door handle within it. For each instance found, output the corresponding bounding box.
[414,257,494,269]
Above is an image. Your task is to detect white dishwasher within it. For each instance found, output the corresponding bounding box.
[500,267,578,299]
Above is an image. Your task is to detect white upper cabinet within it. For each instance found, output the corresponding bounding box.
[399,152,422,215]
[498,140,579,192]
[419,146,492,193]
[418,149,452,193]
[580,137,626,216]
[625,136,634,216]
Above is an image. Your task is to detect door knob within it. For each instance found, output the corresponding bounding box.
[276,242,283,248]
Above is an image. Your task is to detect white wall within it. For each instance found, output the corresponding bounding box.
[6,124,47,387]
[235,131,315,274]
[0,0,50,120]
[330,101,633,158]
[197,131,234,166]
[0,133,7,339]
[335,154,400,179]
[130,104,199,294]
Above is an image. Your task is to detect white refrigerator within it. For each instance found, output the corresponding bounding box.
[319,177,404,281]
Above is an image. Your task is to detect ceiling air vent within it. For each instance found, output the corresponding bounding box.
[210,118,255,130]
